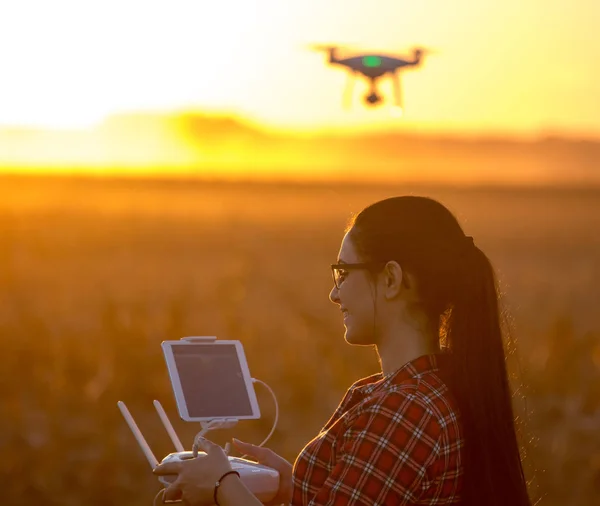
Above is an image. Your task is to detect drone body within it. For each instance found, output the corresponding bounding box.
[313,46,429,109]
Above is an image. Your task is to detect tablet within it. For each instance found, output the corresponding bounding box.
[161,339,261,422]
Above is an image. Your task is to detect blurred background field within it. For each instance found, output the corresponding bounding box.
[1,175,599,505]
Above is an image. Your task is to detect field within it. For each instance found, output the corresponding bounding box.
[1,175,599,505]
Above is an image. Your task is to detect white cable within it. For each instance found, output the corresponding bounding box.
[154,488,183,505]
[248,378,279,450]
[153,489,165,505]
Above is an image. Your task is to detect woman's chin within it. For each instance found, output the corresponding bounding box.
[344,325,374,346]
[343,327,362,345]
[343,325,353,343]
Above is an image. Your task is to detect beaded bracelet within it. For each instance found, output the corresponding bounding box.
[213,470,241,505]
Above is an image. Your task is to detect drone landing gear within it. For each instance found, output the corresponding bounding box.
[363,77,383,106]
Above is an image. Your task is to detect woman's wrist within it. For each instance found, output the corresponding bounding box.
[215,472,241,505]
[214,471,240,506]
[215,472,263,506]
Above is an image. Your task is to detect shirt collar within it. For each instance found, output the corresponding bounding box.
[352,353,448,397]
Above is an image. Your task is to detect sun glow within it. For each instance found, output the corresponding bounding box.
[5,111,110,131]
[0,1,269,130]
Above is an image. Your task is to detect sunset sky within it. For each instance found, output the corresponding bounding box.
[1,0,599,178]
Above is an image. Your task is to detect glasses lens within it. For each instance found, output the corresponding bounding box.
[333,267,346,288]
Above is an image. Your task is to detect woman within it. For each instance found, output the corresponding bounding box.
[154,196,532,506]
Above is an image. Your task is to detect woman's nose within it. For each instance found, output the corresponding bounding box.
[329,285,339,304]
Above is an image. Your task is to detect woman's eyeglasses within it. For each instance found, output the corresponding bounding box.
[330,261,410,289]
[330,262,385,289]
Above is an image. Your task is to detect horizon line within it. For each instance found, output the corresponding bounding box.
[1,108,599,143]
[3,170,600,192]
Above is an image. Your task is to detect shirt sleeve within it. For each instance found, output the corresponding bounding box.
[308,390,442,506]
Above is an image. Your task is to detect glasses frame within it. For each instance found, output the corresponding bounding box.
[330,262,387,289]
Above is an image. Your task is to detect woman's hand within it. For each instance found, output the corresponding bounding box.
[153,437,232,505]
[232,438,294,506]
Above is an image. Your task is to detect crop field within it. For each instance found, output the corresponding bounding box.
[1,175,599,505]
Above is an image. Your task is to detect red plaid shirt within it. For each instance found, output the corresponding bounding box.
[292,354,463,505]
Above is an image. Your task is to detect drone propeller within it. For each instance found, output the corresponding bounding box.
[306,44,339,52]
[412,46,440,55]
[391,72,403,111]
[343,71,357,110]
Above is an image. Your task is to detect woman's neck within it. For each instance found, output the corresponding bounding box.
[375,319,438,376]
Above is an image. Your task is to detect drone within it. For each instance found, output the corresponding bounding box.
[310,45,432,111]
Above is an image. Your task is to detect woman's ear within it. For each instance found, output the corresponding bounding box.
[383,261,405,297]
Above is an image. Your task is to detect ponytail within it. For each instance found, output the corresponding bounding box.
[445,246,531,506]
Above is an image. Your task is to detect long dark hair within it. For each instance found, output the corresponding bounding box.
[348,196,531,506]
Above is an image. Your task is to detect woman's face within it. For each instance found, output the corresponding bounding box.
[329,232,379,346]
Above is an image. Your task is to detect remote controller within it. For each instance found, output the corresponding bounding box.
[158,451,279,502]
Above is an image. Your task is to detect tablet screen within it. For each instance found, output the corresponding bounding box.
[171,343,254,418]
